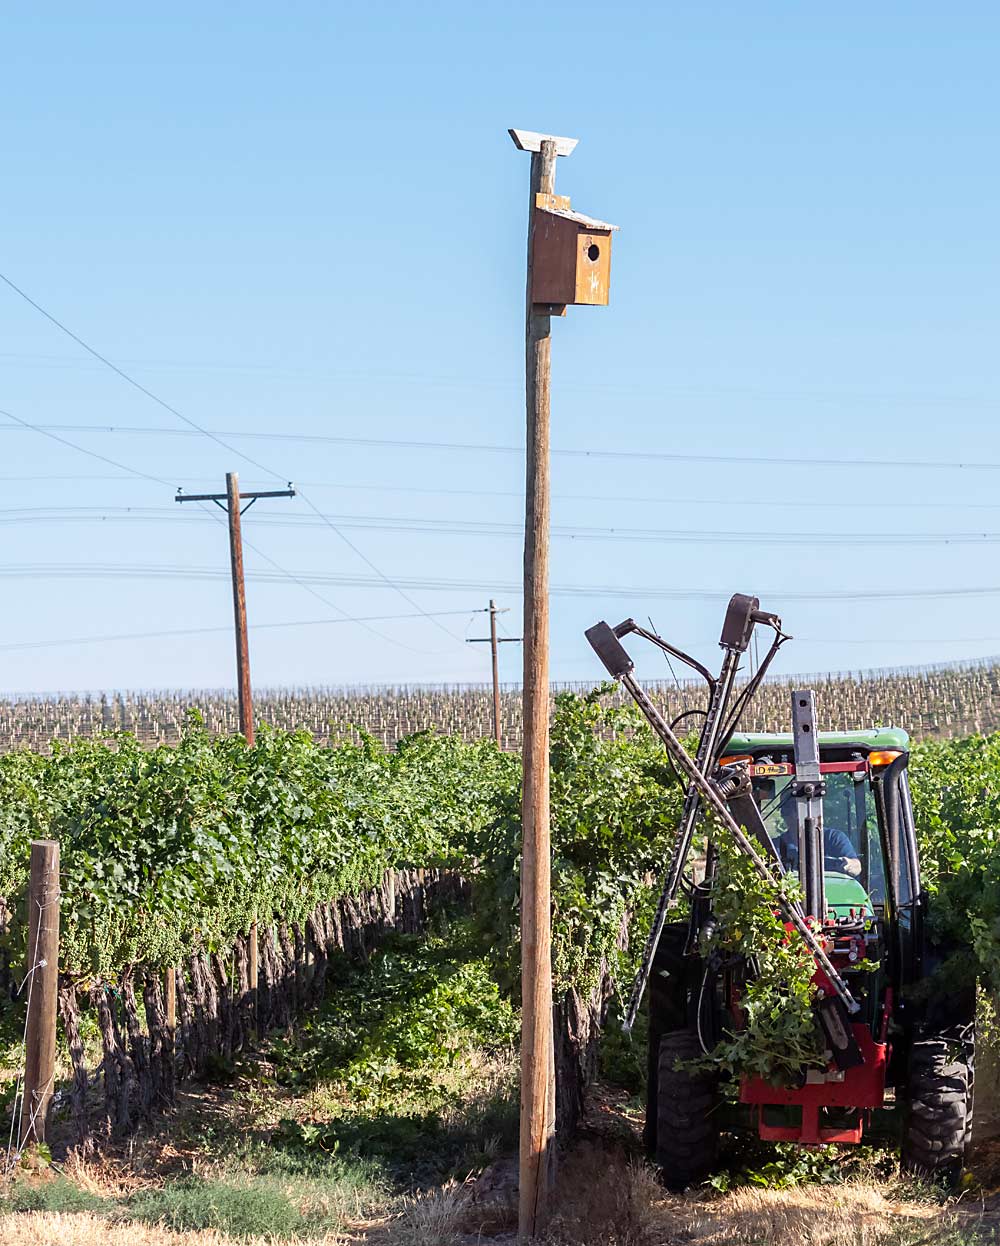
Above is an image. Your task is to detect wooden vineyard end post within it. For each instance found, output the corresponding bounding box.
[249,921,259,1033]
[165,966,176,1047]
[19,839,60,1148]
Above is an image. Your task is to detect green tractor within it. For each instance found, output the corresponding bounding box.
[586,595,975,1188]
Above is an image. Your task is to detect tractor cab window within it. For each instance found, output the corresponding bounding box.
[752,769,887,907]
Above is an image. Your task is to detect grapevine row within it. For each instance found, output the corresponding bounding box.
[1,657,1000,754]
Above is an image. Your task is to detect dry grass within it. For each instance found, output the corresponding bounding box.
[0,1170,984,1246]
[9,1076,999,1246]
[657,1183,953,1246]
[393,1178,473,1245]
[526,1140,983,1246]
[0,1211,332,1245]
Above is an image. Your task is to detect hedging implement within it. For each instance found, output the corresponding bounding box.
[585,591,977,1184]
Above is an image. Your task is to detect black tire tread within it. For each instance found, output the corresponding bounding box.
[643,924,690,1155]
[902,1021,974,1181]
[655,1029,719,1191]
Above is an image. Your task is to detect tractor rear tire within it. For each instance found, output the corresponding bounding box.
[643,923,689,1155]
[655,1029,719,1191]
[902,1022,973,1182]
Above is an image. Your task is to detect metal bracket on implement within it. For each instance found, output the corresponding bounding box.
[585,619,859,1020]
[791,689,826,920]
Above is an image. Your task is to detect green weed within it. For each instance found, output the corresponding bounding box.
[126,1176,301,1238]
[0,1173,106,1213]
[706,1139,894,1193]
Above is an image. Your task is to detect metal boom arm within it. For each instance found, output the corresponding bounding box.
[588,594,787,1031]
[585,617,859,1020]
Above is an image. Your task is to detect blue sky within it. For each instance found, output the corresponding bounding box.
[2,4,999,694]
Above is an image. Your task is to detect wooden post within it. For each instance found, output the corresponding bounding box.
[518,134,558,1241]
[19,839,59,1148]
[489,600,502,748]
[248,922,259,1031]
[511,123,614,1243]
[225,472,260,1027]
[165,967,176,1042]
[226,471,254,749]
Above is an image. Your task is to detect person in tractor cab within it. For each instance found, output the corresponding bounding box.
[775,793,862,877]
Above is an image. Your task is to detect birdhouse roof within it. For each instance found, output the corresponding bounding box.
[538,205,620,232]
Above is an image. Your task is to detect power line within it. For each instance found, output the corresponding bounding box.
[237,525,436,654]
[3,560,1000,602]
[4,419,1000,473]
[0,272,283,482]
[0,408,170,487]
[7,348,1000,414]
[7,472,1000,516]
[0,609,484,654]
[0,273,462,642]
[12,505,1000,547]
[267,480,1000,514]
[296,487,466,641]
[0,404,430,651]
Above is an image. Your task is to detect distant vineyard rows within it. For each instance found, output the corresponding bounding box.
[2,662,1000,752]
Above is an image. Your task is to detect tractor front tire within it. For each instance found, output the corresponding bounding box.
[902,1022,974,1182]
[655,1029,719,1191]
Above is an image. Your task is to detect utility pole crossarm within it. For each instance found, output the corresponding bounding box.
[175,486,296,503]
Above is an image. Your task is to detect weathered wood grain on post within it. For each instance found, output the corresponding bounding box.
[165,966,176,1030]
[165,965,176,1066]
[519,135,559,1241]
[19,839,59,1148]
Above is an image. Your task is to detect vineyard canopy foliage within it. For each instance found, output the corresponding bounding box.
[0,687,999,1086]
[0,694,684,1010]
[0,724,517,977]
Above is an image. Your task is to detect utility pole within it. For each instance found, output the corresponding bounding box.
[176,473,296,742]
[509,127,617,1242]
[465,600,520,748]
[176,473,295,1023]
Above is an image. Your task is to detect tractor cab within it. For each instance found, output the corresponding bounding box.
[724,728,910,923]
